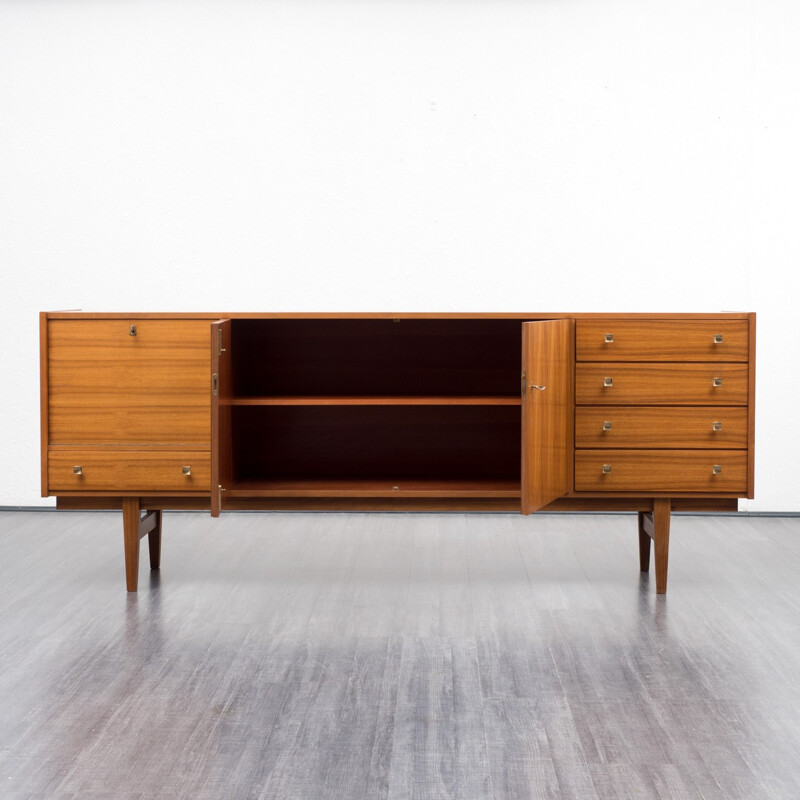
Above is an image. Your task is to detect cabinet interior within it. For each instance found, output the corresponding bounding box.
[225,319,525,496]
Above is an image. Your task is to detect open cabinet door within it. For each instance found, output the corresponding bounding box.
[211,319,232,517]
[521,319,574,514]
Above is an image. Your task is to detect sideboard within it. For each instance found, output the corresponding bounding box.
[40,312,756,594]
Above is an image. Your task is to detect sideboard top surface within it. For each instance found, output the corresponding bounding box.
[42,311,754,320]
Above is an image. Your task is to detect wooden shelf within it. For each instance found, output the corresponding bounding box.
[230,395,521,406]
[227,479,521,498]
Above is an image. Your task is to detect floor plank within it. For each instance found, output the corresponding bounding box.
[0,510,799,799]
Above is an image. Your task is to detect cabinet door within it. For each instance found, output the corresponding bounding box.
[211,320,232,516]
[47,319,211,445]
[521,319,574,513]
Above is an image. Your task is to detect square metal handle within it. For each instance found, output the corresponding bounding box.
[714,334,723,344]
[603,377,613,387]
[604,333,614,343]
[712,465,722,475]
[182,466,192,476]
[73,466,83,475]
[602,464,612,474]
[712,421,722,431]
[602,421,612,431]
[712,378,722,387]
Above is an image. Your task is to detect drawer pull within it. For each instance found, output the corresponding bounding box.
[712,377,723,387]
[129,325,137,336]
[714,334,723,344]
[602,464,612,474]
[530,384,546,391]
[605,333,614,343]
[181,466,192,476]
[603,377,613,387]
[712,421,722,431]
[602,421,612,431]
[73,465,83,475]
[712,464,722,475]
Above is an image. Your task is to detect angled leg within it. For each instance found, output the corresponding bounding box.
[147,510,162,570]
[122,497,141,592]
[652,499,671,595]
[637,512,651,572]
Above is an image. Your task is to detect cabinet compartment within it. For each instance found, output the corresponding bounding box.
[575,407,748,449]
[575,449,747,492]
[576,320,748,362]
[49,450,210,493]
[575,363,748,406]
[230,319,522,399]
[48,319,211,445]
[228,405,521,491]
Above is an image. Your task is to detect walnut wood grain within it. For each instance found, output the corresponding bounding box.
[211,320,232,517]
[39,312,50,496]
[747,312,756,498]
[521,319,574,513]
[48,450,210,493]
[122,497,140,592]
[55,494,739,512]
[230,395,521,406]
[576,319,748,362]
[575,406,748,449]
[227,479,521,498]
[652,498,671,594]
[575,363,748,406]
[575,449,747,492]
[48,319,211,445]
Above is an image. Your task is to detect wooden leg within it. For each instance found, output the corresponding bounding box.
[147,510,162,570]
[653,498,671,595]
[122,497,141,593]
[637,512,651,572]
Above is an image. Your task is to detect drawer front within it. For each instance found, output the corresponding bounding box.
[575,363,748,406]
[48,450,210,492]
[575,450,747,492]
[576,320,749,362]
[48,319,211,446]
[575,407,748,449]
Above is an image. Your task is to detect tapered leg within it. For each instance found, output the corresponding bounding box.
[147,510,162,570]
[637,512,651,572]
[653,498,671,595]
[122,497,141,593]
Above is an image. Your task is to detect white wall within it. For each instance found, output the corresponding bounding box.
[2,0,797,510]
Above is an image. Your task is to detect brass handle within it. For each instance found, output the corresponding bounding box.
[530,384,546,391]
[73,466,83,475]
[712,421,722,431]
[602,464,612,474]
[714,334,723,344]
[129,325,137,336]
[605,333,614,343]
[713,377,722,387]
[712,465,722,475]
[602,421,612,431]
[603,377,613,387]
[182,466,192,476]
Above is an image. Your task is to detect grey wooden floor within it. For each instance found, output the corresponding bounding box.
[1,511,799,800]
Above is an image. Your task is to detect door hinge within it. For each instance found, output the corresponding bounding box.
[212,373,219,396]
[218,484,225,507]
[521,370,526,398]
[218,328,227,356]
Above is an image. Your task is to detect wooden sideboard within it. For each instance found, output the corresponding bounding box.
[40,312,756,594]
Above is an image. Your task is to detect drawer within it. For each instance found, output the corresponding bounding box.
[575,407,748,449]
[574,450,747,492]
[576,320,749,362]
[48,450,210,492]
[575,363,748,406]
[48,319,211,446]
